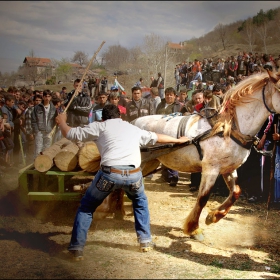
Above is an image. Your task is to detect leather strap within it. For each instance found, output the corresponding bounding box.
[101,166,141,175]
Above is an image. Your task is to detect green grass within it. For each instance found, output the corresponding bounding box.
[271,264,280,274]
[210,259,224,268]
[34,82,73,92]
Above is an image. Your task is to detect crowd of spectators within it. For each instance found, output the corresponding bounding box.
[1,51,280,206]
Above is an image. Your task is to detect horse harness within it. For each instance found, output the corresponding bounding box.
[176,115,262,161]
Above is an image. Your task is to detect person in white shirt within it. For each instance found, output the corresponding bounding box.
[56,104,189,260]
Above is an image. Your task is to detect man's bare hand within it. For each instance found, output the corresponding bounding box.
[56,113,67,125]
[177,136,190,143]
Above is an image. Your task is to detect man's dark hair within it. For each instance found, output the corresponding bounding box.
[192,89,203,96]
[18,100,27,108]
[263,54,269,63]
[4,94,15,102]
[74,78,81,84]
[165,87,176,95]
[43,89,51,97]
[7,86,17,93]
[131,86,142,93]
[62,86,67,90]
[98,91,107,96]
[33,94,42,101]
[102,104,120,120]
[212,84,222,93]
[52,97,62,106]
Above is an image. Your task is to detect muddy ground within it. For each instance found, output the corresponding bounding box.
[0,168,280,279]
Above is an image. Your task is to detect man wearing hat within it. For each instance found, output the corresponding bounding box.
[110,85,128,108]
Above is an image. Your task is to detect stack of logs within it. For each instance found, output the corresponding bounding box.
[34,138,101,173]
[34,137,160,176]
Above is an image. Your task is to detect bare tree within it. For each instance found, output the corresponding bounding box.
[102,45,129,70]
[129,46,142,63]
[242,18,256,53]
[214,23,228,50]
[142,33,166,75]
[71,51,89,67]
[253,9,277,53]
[254,20,268,53]
[238,19,254,52]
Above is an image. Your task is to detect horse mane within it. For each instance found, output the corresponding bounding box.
[211,72,269,139]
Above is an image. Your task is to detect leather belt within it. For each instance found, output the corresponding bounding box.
[101,165,141,175]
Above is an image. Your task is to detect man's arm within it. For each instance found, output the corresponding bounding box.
[156,133,189,144]
[56,113,71,137]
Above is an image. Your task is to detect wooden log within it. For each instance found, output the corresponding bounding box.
[34,138,73,172]
[54,142,79,171]
[78,141,101,172]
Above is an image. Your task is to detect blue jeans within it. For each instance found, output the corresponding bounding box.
[161,164,179,181]
[68,166,152,252]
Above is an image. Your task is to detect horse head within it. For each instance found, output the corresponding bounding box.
[266,69,280,114]
[266,69,280,84]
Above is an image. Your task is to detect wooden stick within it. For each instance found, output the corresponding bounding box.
[48,41,106,138]
[19,134,26,166]
[267,123,277,210]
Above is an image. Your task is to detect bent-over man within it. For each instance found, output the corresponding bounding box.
[56,104,189,261]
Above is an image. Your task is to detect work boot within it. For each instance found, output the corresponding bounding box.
[169,176,178,187]
[140,241,155,252]
[69,250,84,261]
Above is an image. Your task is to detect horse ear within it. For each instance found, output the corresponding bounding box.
[266,69,280,84]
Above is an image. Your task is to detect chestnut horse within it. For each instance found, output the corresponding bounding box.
[132,70,280,241]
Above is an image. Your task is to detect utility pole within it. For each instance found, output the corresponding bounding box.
[164,43,168,90]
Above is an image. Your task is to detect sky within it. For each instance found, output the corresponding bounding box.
[0,1,279,74]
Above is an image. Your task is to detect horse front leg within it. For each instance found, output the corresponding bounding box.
[205,170,241,225]
[183,168,219,241]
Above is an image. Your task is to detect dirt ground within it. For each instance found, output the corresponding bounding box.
[1,168,280,279]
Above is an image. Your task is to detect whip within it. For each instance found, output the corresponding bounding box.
[48,41,106,139]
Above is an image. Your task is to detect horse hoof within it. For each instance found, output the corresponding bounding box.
[205,212,216,225]
[190,233,204,241]
[190,228,204,241]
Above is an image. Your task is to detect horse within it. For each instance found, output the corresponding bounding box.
[132,70,280,241]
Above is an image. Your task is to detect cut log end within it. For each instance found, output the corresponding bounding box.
[78,141,101,172]
[54,152,78,171]
[34,155,53,172]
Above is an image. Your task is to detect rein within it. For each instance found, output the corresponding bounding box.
[262,83,276,114]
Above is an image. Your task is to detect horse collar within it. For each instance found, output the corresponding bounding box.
[262,84,276,114]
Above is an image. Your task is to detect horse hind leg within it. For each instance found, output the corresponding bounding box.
[183,169,219,241]
[205,170,241,225]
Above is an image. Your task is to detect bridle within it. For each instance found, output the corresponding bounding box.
[262,82,277,114]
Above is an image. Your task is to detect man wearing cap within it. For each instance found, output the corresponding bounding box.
[56,104,189,260]
[126,86,155,123]
[110,85,128,108]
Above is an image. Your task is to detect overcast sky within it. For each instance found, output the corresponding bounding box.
[0,1,279,74]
